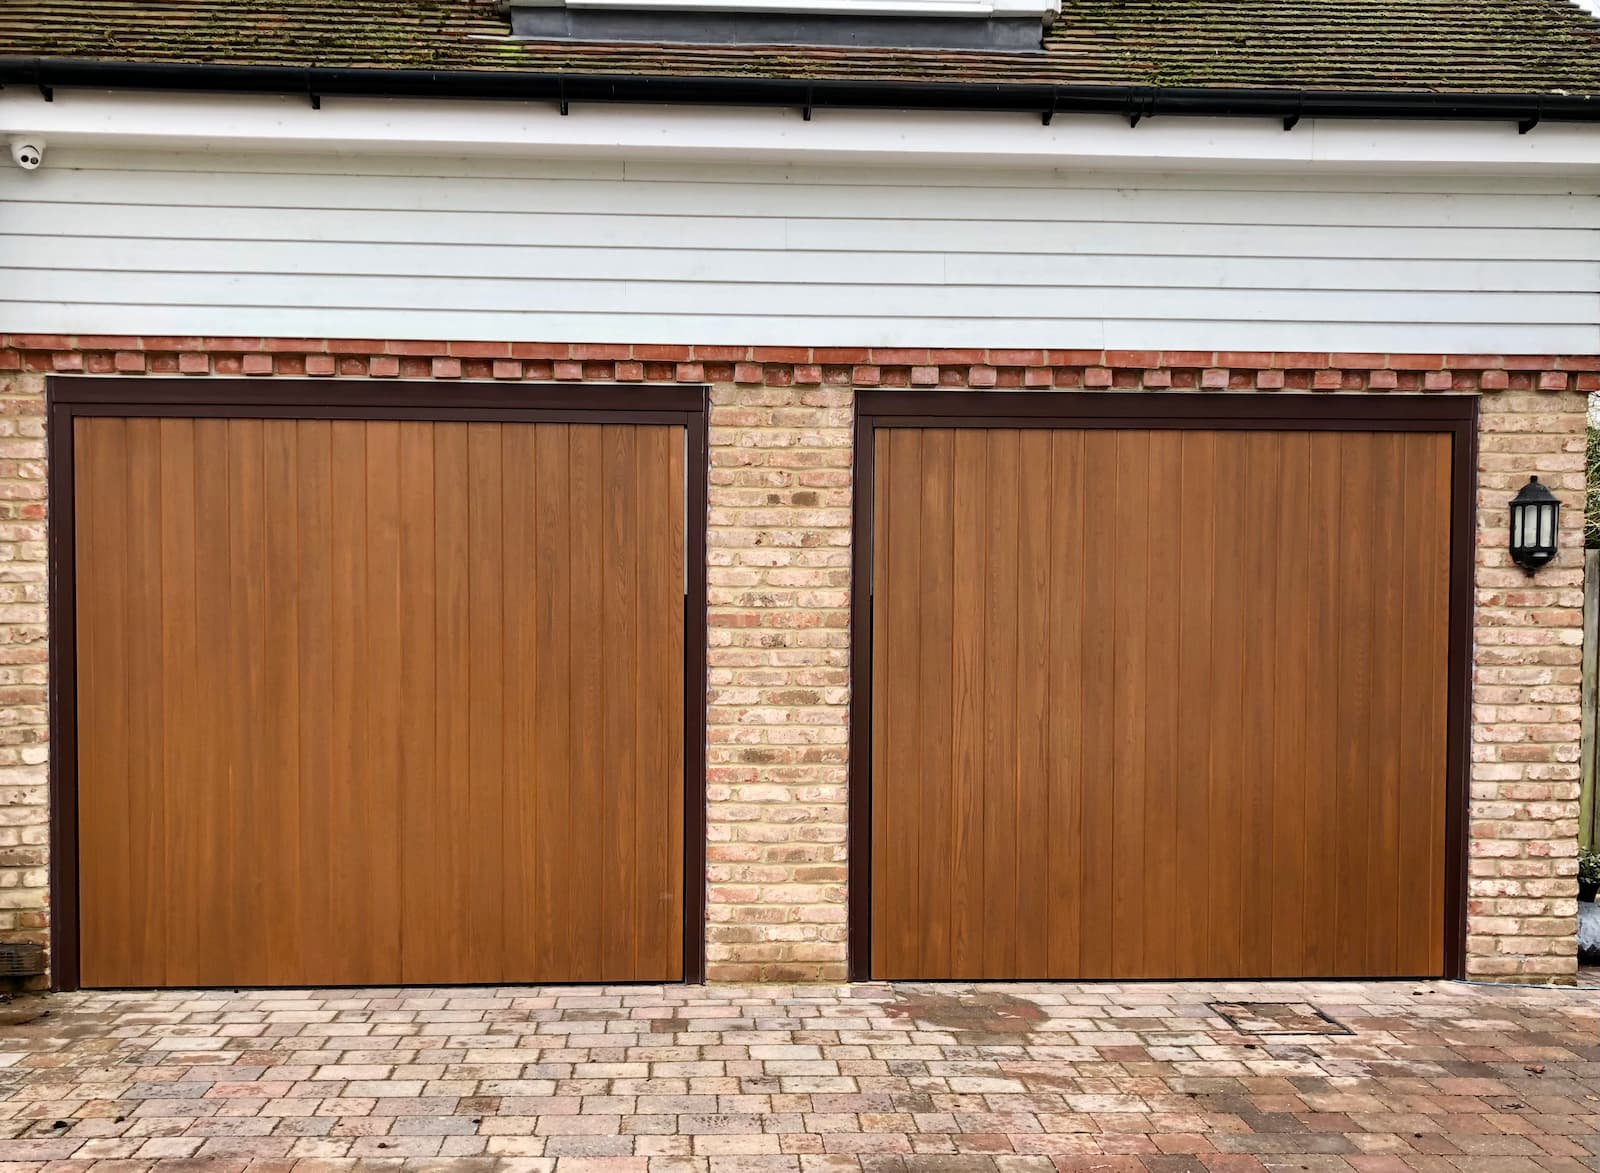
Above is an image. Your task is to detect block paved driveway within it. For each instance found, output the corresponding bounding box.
[0,979,1596,1172]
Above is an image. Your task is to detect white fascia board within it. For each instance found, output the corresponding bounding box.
[4,88,1600,174]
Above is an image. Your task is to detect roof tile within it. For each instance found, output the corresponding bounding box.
[1,0,1599,95]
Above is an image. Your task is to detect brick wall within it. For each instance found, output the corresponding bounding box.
[0,337,1589,984]
[0,366,48,963]
[706,382,853,982]
[1471,389,1587,982]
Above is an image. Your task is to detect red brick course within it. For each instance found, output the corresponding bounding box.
[7,339,1594,394]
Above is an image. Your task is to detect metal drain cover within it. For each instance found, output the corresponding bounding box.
[1209,1001,1353,1036]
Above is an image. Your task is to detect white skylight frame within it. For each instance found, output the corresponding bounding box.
[514,0,1059,18]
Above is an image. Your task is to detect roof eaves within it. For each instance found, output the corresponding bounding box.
[5,55,1600,127]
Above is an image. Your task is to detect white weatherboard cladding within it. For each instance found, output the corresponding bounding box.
[2,151,1598,351]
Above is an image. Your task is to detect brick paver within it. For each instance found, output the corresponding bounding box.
[0,980,1595,1172]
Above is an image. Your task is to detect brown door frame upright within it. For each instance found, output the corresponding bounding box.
[847,390,1478,982]
[47,377,711,991]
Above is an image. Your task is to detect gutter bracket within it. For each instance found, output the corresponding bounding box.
[1127,88,1152,128]
[558,78,569,116]
[303,70,320,110]
[1283,96,1302,131]
[38,83,52,102]
[803,85,813,122]
[1042,88,1057,126]
[1519,105,1541,134]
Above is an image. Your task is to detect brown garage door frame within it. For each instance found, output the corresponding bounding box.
[46,377,710,991]
[847,391,1478,982]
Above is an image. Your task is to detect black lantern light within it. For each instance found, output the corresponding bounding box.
[1508,475,1559,574]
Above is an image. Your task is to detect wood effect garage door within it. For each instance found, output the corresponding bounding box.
[72,413,687,988]
[865,414,1461,980]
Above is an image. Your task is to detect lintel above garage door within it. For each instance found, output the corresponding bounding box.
[47,378,709,990]
[849,391,1477,981]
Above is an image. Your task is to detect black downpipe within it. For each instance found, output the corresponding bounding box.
[4,55,1600,126]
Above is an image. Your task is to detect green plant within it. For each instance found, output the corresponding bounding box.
[1587,426,1600,549]
[1581,845,1600,887]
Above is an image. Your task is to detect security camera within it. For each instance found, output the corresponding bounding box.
[9,140,43,170]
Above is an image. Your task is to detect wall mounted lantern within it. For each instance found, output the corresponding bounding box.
[1508,475,1559,575]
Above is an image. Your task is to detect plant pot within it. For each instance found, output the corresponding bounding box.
[1581,878,1599,903]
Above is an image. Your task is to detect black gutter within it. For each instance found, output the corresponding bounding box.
[4,55,1600,128]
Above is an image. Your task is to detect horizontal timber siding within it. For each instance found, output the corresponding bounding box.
[2,152,1597,352]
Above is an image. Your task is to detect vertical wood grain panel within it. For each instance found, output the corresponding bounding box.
[981,429,1020,977]
[1013,429,1052,979]
[157,419,200,987]
[1173,431,1216,978]
[869,421,1453,980]
[225,420,269,982]
[466,423,507,979]
[123,419,167,987]
[948,428,987,979]
[876,430,922,975]
[1367,433,1406,975]
[398,422,450,983]
[188,419,233,985]
[567,424,605,981]
[601,426,640,978]
[325,420,373,984]
[1238,434,1280,976]
[430,422,474,984]
[1077,433,1119,977]
[260,421,302,985]
[633,424,685,979]
[1269,432,1311,976]
[1334,433,1377,971]
[1110,430,1149,977]
[1301,431,1344,978]
[74,415,687,987]
[293,420,335,985]
[1205,432,1247,977]
[916,429,955,977]
[532,424,575,980]
[1045,430,1086,976]
[75,418,131,988]
[501,422,540,980]
[359,421,404,980]
[1141,431,1182,979]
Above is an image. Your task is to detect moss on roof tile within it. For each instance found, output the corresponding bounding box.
[2,0,1600,94]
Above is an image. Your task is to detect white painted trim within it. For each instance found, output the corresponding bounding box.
[4,89,1600,173]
